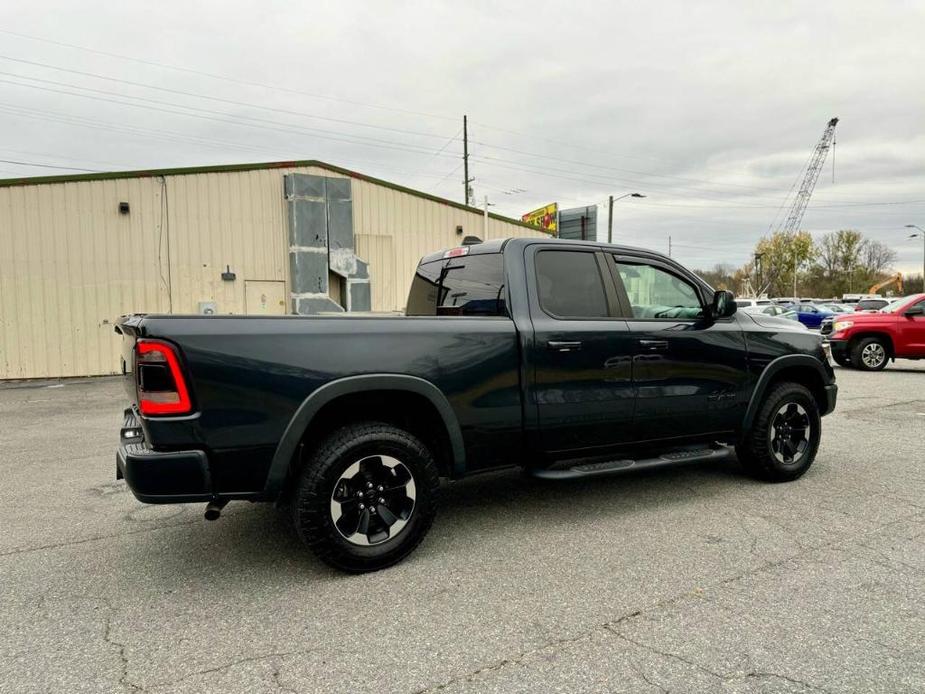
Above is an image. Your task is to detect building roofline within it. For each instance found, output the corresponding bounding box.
[0,158,551,233]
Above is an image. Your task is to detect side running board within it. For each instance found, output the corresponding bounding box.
[528,446,733,480]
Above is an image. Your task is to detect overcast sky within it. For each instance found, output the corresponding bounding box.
[2,1,924,273]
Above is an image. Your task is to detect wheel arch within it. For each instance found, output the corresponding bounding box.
[263,375,465,500]
[742,355,830,435]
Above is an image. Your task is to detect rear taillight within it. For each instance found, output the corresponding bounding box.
[134,339,192,416]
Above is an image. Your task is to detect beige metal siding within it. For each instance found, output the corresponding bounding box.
[0,163,543,379]
[355,234,396,312]
[0,178,170,379]
[351,179,540,312]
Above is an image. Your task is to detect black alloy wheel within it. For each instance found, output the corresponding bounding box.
[330,455,416,546]
[769,402,811,466]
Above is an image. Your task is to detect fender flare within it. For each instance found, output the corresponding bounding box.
[742,354,830,433]
[263,374,466,498]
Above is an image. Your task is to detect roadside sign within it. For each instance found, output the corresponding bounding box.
[521,203,558,234]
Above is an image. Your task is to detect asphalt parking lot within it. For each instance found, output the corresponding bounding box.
[1,363,923,694]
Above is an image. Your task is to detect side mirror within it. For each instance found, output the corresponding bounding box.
[711,290,737,319]
[905,306,924,317]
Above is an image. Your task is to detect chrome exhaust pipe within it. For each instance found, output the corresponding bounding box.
[204,499,228,521]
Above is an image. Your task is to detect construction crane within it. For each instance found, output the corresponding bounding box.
[780,117,839,234]
[868,272,903,296]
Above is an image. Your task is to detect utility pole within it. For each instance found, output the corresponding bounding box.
[906,225,925,288]
[462,115,471,206]
[483,195,492,238]
[668,235,672,257]
[606,192,645,244]
[754,252,764,295]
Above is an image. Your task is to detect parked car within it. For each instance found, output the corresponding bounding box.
[734,298,773,309]
[790,303,836,329]
[115,238,837,572]
[854,298,890,312]
[819,303,853,314]
[824,293,925,370]
[740,304,807,327]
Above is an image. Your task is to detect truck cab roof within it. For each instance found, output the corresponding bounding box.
[418,237,675,266]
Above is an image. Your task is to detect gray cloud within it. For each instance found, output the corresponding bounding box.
[2,0,923,272]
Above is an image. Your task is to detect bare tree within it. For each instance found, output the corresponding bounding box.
[860,240,897,277]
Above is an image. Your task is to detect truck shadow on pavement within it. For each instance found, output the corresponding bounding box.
[123,459,756,582]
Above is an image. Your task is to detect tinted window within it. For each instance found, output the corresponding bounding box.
[615,261,703,319]
[535,251,609,318]
[405,254,507,316]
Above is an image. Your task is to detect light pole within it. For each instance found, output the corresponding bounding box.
[607,193,646,244]
[905,225,925,290]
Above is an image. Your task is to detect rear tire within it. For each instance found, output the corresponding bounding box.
[851,337,888,371]
[736,382,821,482]
[291,421,439,573]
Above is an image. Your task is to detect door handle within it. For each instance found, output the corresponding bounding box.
[639,339,669,352]
[547,340,582,352]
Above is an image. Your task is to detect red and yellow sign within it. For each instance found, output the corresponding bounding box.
[521,203,558,233]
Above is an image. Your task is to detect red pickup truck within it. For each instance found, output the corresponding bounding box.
[824,293,925,370]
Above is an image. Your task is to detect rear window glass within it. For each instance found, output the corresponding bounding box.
[405,254,507,316]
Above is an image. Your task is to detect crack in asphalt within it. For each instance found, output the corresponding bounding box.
[410,510,922,693]
[609,631,834,692]
[271,663,302,694]
[103,611,146,693]
[140,649,316,691]
[0,518,203,558]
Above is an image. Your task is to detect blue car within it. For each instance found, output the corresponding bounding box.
[789,303,836,329]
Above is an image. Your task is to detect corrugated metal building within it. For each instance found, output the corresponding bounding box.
[0,160,546,380]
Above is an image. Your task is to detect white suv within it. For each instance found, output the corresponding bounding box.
[734,298,773,309]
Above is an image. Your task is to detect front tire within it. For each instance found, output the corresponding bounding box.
[736,382,821,482]
[832,353,852,368]
[851,337,888,371]
[292,422,440,573]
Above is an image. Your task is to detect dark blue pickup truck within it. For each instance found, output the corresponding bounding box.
[116,238,837,572]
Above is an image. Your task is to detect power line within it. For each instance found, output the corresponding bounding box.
[470,138,795,197]
[467,154,922,209]
[0,29,895,209]
[0,54,457,142]
[0,29,459,123]
[0,158,104,172]
[0,105,470,184]
[3,69,801,206]
[0,74,461,159]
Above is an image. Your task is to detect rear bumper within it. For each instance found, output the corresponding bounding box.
[116,409,213,504]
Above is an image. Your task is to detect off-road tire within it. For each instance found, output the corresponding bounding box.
[736,382,821,482]
[851,336,889,371]
[291,421,439,573]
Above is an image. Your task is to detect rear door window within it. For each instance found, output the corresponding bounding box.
[534,250,609,318]
[406,254,508,316]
